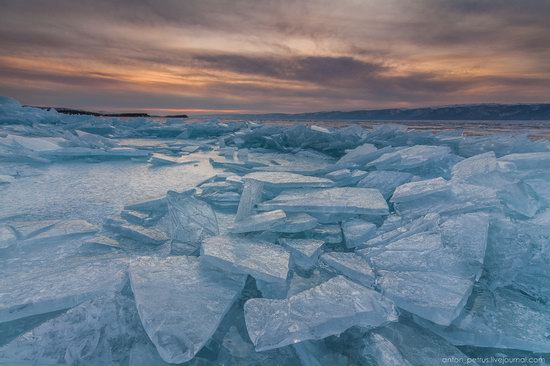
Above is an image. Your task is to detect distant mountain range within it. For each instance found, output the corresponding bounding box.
[28,103,550,120]
[224,103,550,121]
[27,106,188,119]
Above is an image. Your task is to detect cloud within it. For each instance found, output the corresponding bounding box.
[0,0,549,112]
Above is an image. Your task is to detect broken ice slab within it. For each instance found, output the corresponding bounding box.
[121,209,158,227]
[258,187,389,216]
[392,181,500,219]
[129,256,246,364]
[305,224,343,244]
[243,171,334,189]
[279,238,324,271]
[440,213,489,280]
[524,178,550,206]
[0,174,15,184]
[321,252,375,288]
[499,151,550,170]
[363,320,476,366]
[4,220,57,240]
[229,210,286,233]
[390,177,450,203]
[325,169,368,186]
[80,235,122,251]
[166,190,218,245]
[416,286,550,353]
[124,196,167,214]
[0,225,17,250]
[201,235,290,284]
[342,219,376,248]
[367,145,451,171]
[234,179,264,221]
[271,213,318,233]
[359,231,477,326]
[0,257,128,323]
[104,219,169,246]
[244,276,397,351]
[0,293,143,365]
[199,180,242,195]
[451,151,498,181]
[149,152,198,166]
[21,219,97,244]
[335,143,378,167]
[357,171,413,199]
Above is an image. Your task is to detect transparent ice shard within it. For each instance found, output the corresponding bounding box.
[104,219,169,246]
[279,238,324,271]
[451,151,498,181]
[271,213,318,233]
[234,179,264,222]
[359,231,476,326]
[416,286,550,353]
[499,151,550,170]
[129,256,246,364]
[243,171,334,189]
[321,252,375,288]
[0,257,128,323]
[258,187,388,215]
[0,293,143,365]
[335,143,378,167]
[166,190,218,244]
[201,235,290,284]
[363,320,476,366]
[244,276,396,351]
[367,145,451,171]
[390,177,451,203]
[0,225,17,250]
[342,219,376,248]
[357,171,413,199]
[230,210,287,233]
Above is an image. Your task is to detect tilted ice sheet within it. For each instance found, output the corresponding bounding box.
[321,252,375,289]
[0,257,128,323]
[357,170,413,199]
[129,256,246,364]
[244,276,397,351]
[201,235,290,283]
[363,320,477,366]
[258,187,389,215]
[279,238,324,270]
[230,210,287,233]
[166,189,218,244]
[243,171,334,189]
[0,293,144,365]
[416,286,550,353]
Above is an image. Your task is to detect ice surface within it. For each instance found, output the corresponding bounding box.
[258,187,389,215]
[201,235,290,283]
[3,98,550,363]
[129,256,246,363]
[0,257,128,322]
[244,276,397,351]
[279,238,324,270]
[230,210,287,233]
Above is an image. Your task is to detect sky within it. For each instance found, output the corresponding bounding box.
[1,0,549,115]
